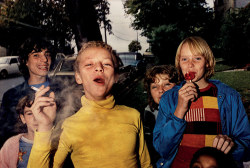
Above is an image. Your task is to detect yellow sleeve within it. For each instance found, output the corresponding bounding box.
[53,127,72,167]
[27,128,70,168]
[138,116,153,168]
[27,130,52,168]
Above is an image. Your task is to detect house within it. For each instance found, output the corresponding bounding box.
[214,0,249,16]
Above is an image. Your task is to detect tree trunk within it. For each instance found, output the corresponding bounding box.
[65,0,103,51]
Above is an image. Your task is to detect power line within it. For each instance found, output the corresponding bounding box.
[112,33,148,45]
[112,33,131,41]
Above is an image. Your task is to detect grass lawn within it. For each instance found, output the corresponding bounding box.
[212,71,250,119]
[211,71,250,101]
[214,64,234,72]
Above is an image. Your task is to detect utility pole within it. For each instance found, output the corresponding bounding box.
[102,0,107,43]
[136,31,138,43]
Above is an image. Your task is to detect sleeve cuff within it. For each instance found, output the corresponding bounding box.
[171,112,186,124]
[33,129,53,150]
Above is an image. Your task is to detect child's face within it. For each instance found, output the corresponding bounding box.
[150,74,175,104]
[179,43,207,86]
[26,49,51,79]
[75,47,116,101]
[20,106,38,133]
[191,155,218,168]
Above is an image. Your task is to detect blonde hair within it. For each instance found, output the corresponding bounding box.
[175,36,215,81]
[74,41,119,73]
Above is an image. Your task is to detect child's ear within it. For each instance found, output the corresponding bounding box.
[206,63,209,68]
[75,72,83,84]
[20,114,26,124]
[114,73,119,83]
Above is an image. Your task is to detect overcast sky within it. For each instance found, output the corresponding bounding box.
[100,0,149,53]
[100,0,214,54]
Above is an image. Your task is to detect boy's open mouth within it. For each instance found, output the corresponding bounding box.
[94,77,105,84]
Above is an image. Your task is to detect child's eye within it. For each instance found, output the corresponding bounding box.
[26,112,33,116]
[181,58,187,61]
[85,64,92,66]
[151,85,157,89]
[151,85,158,89]
[195,57,202,60]
[45,53,51,57]
[104,63,112,67]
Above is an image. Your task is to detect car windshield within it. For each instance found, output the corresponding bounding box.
[119,55,138,67]
[121,59,138,67]
[0,58,8,64]
[60,59,75,72]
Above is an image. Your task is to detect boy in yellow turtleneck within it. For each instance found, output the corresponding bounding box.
[27,41,152,168]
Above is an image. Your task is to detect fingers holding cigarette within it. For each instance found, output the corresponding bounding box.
[30,85,57,131]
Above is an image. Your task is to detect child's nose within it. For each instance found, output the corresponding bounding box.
[188,59,194,67]
[95,63,104,72]
[159,86,164,93]
[40,53,48,62]
[32,115,37,122]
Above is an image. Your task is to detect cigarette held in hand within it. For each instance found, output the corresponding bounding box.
[31,86,39,92]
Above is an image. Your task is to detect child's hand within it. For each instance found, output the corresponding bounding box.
[213,134,234,154]
[174,82,198,119]
[30,85,57,132]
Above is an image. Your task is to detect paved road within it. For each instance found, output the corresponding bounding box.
[0,75,24,103]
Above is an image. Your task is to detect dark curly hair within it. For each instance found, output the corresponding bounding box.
[18,37,56,80]
[15,91,35,133]
[190,147,237,168]
[144,65,178,111]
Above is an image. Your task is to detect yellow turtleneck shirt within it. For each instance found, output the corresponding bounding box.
[28,95,152,168]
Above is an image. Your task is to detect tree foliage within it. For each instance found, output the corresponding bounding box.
[128,40,141,52]
[0,0,111,54]
[0,0,73,54]
[218,5,250,65]
[94,0,112,35]
[124,0,214,64]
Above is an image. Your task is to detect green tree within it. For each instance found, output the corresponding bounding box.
[0,0,111,53]
[0,0,73,54]
[128,40,141,52]
[124,0,214,64]
[219,5,250,66]
[94,0,112,43]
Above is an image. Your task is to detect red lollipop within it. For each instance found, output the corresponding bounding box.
[185,72,196,82]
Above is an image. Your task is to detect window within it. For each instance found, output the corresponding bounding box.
[10,58,18,64]
[60,59,75,72]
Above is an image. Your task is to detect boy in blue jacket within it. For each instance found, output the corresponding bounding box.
[153,36,250,168]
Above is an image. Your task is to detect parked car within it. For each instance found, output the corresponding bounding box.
[49,56,76,83]
[143,48,155,63]
[0,56,20,78]
[117,52,146,75]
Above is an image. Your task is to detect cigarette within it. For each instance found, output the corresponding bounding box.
[31,86,39,92]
